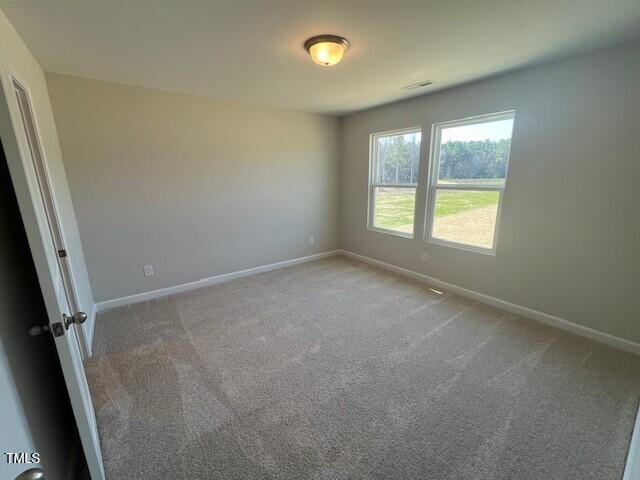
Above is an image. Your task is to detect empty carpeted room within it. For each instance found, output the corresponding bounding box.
[0,2,639,480]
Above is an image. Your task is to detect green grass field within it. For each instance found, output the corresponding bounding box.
[433,190,499,217]
[374,188,499,231]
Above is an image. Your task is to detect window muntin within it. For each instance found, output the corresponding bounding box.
[368,128,422,237]
[426,112,514,253]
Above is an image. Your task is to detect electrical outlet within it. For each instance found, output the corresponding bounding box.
[308,235,315,245]
[143,265,154,277]
[421,252,429,263]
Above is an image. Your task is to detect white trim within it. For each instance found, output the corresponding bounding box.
[96,250,340,311]
[370,183,418,189]
[368,225,414,239]
[369,125,424,138]
[624,404,640,480]
[428,236,498,256]
[429,183,506,191]
[338,249,640,356]
[430,109,517,129]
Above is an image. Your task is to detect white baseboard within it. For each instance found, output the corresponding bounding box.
[95,250,340,312]
[95,247,640,356]
[339,249,640,356]
[625,403,640,480]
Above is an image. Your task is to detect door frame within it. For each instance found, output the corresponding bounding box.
[0,63,105,479]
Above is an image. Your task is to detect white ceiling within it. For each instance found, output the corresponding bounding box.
[1,0,639,115]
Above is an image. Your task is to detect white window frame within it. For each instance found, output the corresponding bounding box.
[424,111,515,255]
[367,126,422,238]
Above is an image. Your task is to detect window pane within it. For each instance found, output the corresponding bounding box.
[373,187,416,235]
[375,131,421,185]
[431,189,499,248]
[438,116,513,186]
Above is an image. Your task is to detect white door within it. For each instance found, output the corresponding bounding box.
[0,142,76,480]
[11,78,91,361]
[0,71,105,479]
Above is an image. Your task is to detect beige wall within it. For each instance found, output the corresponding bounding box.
[47,74,340,302]
[340,39,640,344]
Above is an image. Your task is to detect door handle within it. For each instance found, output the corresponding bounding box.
[63,311,88,330]
[15,468,45,480]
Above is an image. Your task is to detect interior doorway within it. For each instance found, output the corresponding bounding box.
[0,68,105,479]
[0,139,81,479]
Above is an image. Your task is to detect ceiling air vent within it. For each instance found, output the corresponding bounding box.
[402,80,434,91]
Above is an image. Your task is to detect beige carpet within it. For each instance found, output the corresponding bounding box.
[87,256,640,479]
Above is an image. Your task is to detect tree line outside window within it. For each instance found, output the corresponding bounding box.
[376,134,511,185]
[375,133,420,185]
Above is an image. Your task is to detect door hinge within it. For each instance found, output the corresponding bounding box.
[57,249,67,258]
[51,322,65,337]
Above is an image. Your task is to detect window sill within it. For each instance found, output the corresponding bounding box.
[426,237,496,256]
[368,226,414,239]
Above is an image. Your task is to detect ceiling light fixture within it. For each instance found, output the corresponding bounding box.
[304,35,350,66]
